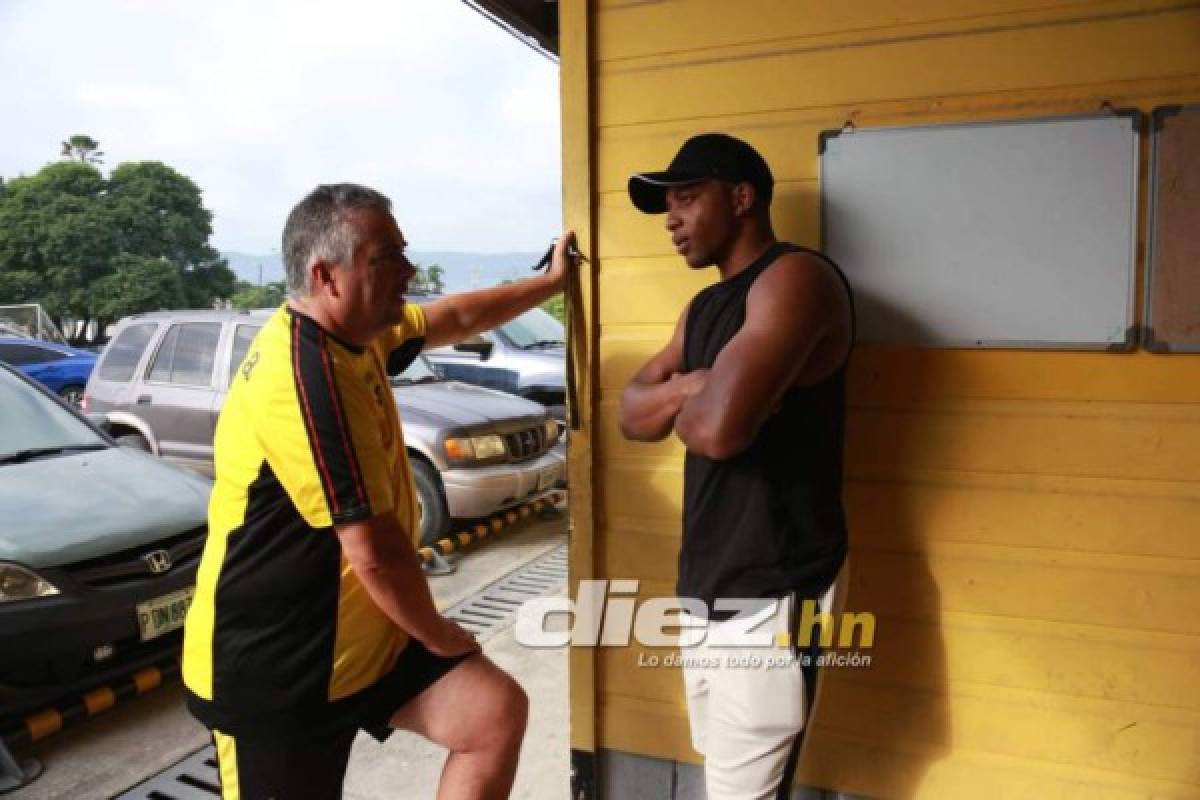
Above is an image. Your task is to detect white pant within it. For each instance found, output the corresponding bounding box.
[679,564,847,800]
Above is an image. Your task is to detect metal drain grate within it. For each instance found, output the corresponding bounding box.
[116,745,220,799]
[443,544,567,643]
[115,544,567,800]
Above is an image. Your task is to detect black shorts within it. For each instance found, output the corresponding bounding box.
[210,640,470,800]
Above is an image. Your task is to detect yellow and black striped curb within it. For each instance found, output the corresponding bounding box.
[2,659,179,751]
[418,491,566,565]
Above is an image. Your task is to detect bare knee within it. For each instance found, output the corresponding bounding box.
[467,672,528,754]
[492,674,529,746]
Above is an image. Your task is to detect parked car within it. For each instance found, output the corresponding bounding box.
[391,352,564,544]
[0,361,211,722]
[84,309,565,546]
[422,303,566,418]
[0,335,97,406]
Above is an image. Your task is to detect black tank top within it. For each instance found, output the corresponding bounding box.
[679,242,854,619]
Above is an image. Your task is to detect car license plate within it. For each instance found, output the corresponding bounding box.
[538,466,558,491]
[136,588,195,642]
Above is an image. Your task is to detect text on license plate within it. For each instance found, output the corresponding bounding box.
[136,588,195,642]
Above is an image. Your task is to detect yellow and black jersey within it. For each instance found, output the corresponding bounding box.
[182,303,427,735]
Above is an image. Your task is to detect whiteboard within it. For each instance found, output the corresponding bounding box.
[820,114,1140,349]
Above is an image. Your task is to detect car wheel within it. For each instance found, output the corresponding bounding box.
[116,432,152,452]
[59,385,85,407]
[412,459,450,547]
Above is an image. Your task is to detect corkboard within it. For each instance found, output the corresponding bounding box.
[1144,106,1200,353]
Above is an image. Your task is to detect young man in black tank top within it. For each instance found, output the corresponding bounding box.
[619,134,854,799]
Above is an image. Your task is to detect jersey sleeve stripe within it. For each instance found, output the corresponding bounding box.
[291,316,340,515]
[316,331,368,510]
[289,315,370,521]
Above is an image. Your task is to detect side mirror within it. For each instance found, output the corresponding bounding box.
[453,337,494,360]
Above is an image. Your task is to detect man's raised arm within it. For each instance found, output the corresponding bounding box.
[421,232,576,349]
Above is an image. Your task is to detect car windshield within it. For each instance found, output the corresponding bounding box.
[392,354,441,386]
[499,307,565,349]
[0,367,106,464]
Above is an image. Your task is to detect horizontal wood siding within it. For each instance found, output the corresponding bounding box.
[570,0,1200,795]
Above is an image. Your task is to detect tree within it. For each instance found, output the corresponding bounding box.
[541,293,566,325]
[90,254,187,321]
[425,264,446,294]
[60,134,104,165]
[0,145,234,343]
[408,263,446,295]
[0,162,117,322]
[231,280,286,311]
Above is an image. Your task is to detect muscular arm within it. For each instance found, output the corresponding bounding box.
[618,304,706,442]
[674,252,843,461]
[421,233,576,349]
[337,514,478,658]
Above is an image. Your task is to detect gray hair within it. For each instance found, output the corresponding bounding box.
[282,183,393,297]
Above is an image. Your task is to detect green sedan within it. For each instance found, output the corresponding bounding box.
[0,361,210,725]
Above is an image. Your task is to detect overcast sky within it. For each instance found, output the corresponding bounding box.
[0,0,562,255]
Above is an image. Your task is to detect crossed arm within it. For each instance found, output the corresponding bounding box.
[619,252,842,460]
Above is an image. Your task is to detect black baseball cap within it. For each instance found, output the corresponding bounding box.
[628,133,774,214]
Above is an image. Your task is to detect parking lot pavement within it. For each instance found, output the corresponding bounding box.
[7,508,569,800]
[7,683,207,800]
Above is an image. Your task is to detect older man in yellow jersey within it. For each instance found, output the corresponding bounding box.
[182,183,575,799]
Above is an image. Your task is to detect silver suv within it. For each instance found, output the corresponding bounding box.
[83,309,565,545]
[423,304,566,417]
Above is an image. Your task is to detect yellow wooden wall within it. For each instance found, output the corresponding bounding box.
[561,1,1200,797]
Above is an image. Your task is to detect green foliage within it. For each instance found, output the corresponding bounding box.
[425,264,445,293]
[60,134,104,164]
[0,162,117,319]
[0,270,42,303]
[231,280,286,311]
[0,139,234,342]
[90,254,187,321]
[541,293,566,325]
[409,262,446,295]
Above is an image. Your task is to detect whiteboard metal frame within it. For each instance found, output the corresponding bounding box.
[1142,104,1200,354]
[818,112,1141,351]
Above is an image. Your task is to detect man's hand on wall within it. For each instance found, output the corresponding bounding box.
[544,230,582,292]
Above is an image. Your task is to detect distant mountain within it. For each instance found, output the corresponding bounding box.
[222,250,544,294]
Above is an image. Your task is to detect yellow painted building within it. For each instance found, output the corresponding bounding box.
[476,1,1200,796]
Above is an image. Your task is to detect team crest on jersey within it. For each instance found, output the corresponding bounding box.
[366,370,394,448]
[241,351,260,381]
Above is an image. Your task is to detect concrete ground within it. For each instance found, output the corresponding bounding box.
[8,509,569,800]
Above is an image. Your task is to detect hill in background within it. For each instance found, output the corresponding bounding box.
[224,250,543,293]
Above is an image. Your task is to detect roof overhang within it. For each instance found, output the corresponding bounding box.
[462,0,558,60]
